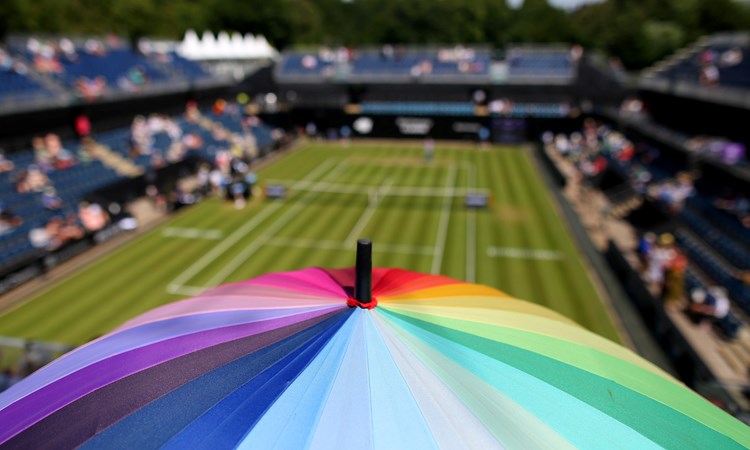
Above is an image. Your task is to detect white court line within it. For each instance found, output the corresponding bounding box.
[431,165,458,274]
[266,237,434,255]
[263,179,488,197]
[465,161,477,283]
[466,210,476,281]
[163,227,223,240]
[166,159,338,295]
[486,247,564,261]
[375,243,434,256]
[204,161,350,287]
[345,177,395,246]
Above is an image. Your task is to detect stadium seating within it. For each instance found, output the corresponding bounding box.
[0,46,50,102]
[685,268,743,340]
[278,47,494,80]
[676,231,750,315]
[54,48,168,89]
[4,37,221,102]
[0,109,280,269]
[351,49,490,77]
[506,48,574,81]
[646,34,750,90]
[163,52,212,80]
[0,141,128,268]
[679,208,750,270]
[0,69,49,102]
[685,196,750,249]
[277,52,336,77]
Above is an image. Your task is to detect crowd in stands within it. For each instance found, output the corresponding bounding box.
[0,35,217,105]
[0,47,45,102]
[647,34,749,90]
[0,48,30,77]
[544,119,696,213]
[685,135,746,166]
[618,97,748,169]
[279,44,575,82]
[279,45,582,83]
[0,129,114,256]
[546,117,749,341]
[697,47,745,87]
[637,232,689,311]
[0,99,282,272]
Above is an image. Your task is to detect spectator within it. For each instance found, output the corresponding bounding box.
[45,133,75,170]
[83,38,107,56]
[230,178,246,209]
[185,100,200,122]
[689,286,731,329]
[424,137,434,163]
[662,248,687,311]
[719,47,743,68]
[650,172,694,213]
[41,187,63,211]
[75,115,91,139]
[59,38,78,62]
[78,202,109,232]
[25,165,50,192]
[699,62,719,86]
[28,224,53,250]
[182,133,203,150]
[0,49,13,72]
[76,76,107,100]
[645,233,675,293]
[77,137,96,164]
[14,170,30,193]
[61,213,85,241]
[637,232,656,269]
[32,136,52,170]
[0,203,23,236]
[0,150,14,173]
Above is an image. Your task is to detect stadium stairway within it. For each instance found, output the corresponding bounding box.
[604,184,644,219]
[88,141,143,177]
[676,228,750,315]
[679,207,750,271]
[686,196,750,252]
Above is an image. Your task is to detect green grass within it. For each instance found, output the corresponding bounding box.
[0,143,621,345]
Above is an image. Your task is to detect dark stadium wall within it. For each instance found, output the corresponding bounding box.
[639,90,750,148]
[287,107,581,143]
[573,55,630,105]
[280,81,579,108]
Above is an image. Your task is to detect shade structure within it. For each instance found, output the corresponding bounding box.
[0,267,748,449]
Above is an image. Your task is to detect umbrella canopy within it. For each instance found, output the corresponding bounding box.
[0,267,748,449]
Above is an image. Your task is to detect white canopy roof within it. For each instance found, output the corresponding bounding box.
[178,30,278,60]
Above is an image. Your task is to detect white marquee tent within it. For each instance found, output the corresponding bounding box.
[178,30,278,61]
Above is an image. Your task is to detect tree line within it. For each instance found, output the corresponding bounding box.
[1,0,748,68]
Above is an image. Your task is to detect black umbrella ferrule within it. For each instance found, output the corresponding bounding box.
[355,239,372,304]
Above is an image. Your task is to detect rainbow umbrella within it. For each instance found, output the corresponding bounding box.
[0,241,748,449]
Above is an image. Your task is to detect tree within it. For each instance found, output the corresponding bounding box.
[507,0,575,44]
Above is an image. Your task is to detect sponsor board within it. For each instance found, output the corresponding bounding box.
[395,117,433,135]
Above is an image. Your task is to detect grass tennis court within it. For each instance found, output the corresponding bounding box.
[0,142,620,346]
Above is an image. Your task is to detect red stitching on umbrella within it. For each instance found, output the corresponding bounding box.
[346,297,378,309]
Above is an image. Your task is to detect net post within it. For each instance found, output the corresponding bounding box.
[355,239,372,304]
